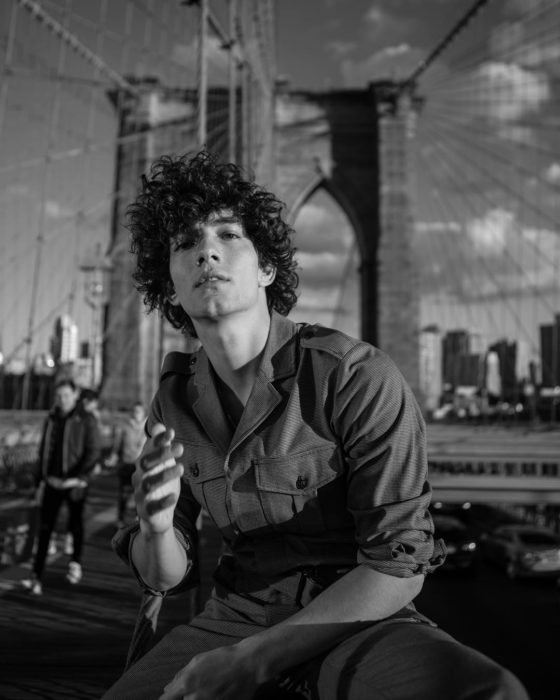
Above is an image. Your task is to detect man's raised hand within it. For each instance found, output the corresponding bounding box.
[133,423,184,535]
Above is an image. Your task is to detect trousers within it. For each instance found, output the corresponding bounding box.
[33,483,87,578]
[102,567,528,700]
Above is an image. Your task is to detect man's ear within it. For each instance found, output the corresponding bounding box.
[258,265,276,288]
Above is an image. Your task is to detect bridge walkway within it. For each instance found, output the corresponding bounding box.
[0,470,223,700]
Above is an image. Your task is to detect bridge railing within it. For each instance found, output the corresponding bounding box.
[429,454,560,478]
[0,441,40,566]
[428,444,560,507]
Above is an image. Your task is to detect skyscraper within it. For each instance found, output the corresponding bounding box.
[51,315,79,364]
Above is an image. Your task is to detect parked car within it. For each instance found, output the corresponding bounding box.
[430,508,479,575]
[480,524,560,580]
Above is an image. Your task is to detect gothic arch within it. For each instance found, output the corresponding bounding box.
[287,174,368,262]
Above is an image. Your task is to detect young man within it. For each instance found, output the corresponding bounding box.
[22,379,102,594]
[103,152,528,699]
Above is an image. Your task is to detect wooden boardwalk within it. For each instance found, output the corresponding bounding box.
[0,471,223,700]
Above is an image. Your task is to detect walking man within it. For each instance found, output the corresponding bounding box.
[22,379,102,595]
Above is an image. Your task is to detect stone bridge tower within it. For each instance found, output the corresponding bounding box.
[102,80,421,408]
[274,83,421,396]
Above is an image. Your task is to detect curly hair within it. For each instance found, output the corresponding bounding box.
[126,150,299,337]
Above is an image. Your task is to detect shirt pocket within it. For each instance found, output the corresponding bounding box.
[181,445,229,529]
[254,445,349,534]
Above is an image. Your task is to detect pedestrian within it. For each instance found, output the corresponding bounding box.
[21,378,102,595]
[103,151,528,699]
[54,387,103,557]
[110,401,147,527]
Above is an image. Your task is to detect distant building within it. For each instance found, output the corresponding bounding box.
[487,339,517,401]
[419,325,442,413]
[540,314,560,387]
[51,314,79,364]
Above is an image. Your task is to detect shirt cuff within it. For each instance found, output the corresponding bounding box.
[357,535,447,577]
[112,523,198,596]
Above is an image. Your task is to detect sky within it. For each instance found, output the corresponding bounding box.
[1,0,559,384]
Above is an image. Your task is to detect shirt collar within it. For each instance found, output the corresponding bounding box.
[195,310,299,387]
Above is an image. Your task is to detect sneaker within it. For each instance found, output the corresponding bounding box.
[21,577,43,595]
[66,561,82,585]
[63,533,73,556]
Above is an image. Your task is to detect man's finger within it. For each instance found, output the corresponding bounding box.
[145,493,179,516]
[142,463,184,494]
[153,427,176,447]
[150,423,167,439]
[139,446,174,472]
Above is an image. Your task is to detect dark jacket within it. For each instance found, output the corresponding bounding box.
[37,406,102,484]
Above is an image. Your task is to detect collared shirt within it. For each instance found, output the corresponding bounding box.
[115,312,445,594]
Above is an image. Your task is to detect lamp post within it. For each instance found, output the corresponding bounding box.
[80,244,112,389]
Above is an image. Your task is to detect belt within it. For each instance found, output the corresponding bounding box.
[215,556,354,608]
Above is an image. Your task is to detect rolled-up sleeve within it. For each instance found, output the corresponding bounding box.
[333,344,446,577]
[112,518,199,596]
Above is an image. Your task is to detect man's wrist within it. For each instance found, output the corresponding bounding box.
[235,634,278,685]
[138,519,174,541]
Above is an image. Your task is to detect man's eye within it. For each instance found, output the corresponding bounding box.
[172,237,195,251]
[220,230,240,239]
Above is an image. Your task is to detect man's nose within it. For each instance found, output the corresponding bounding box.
[196,240,220,266]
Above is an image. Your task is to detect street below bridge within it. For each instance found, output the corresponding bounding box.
[0,466,557,699]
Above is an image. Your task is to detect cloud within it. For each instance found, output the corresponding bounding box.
[470,62,550,122]
[297,250,355,288]
[326,40,356,58]
[3,184,73,221]
[491,21,560,73]
[3,183,30,198]
[365,5,385,26]
[275,97,326,128]
[339,44,422,85]
[495,125,537,147]
[44,200,74,220]
[172,35,229,81]
[296,285,339,308]
[415,220,461,234]
[503,0,551,18]
[544,162,560,185]
[466,208,513,255]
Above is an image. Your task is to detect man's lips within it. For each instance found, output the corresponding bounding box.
[195,272,229,288]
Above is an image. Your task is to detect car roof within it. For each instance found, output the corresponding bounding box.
[494,524,559,536]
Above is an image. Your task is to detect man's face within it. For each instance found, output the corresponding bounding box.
[55,386,78,415]
[169,210,275,327]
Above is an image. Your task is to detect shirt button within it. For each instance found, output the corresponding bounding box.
[296,475,308,489]
[190,465,199,477]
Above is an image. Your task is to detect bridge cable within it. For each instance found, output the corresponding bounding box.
[399,0,493,95]
[14,0,140,96]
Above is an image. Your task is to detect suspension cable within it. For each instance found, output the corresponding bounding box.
[399,0,493,94]
[15,0,139,95]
